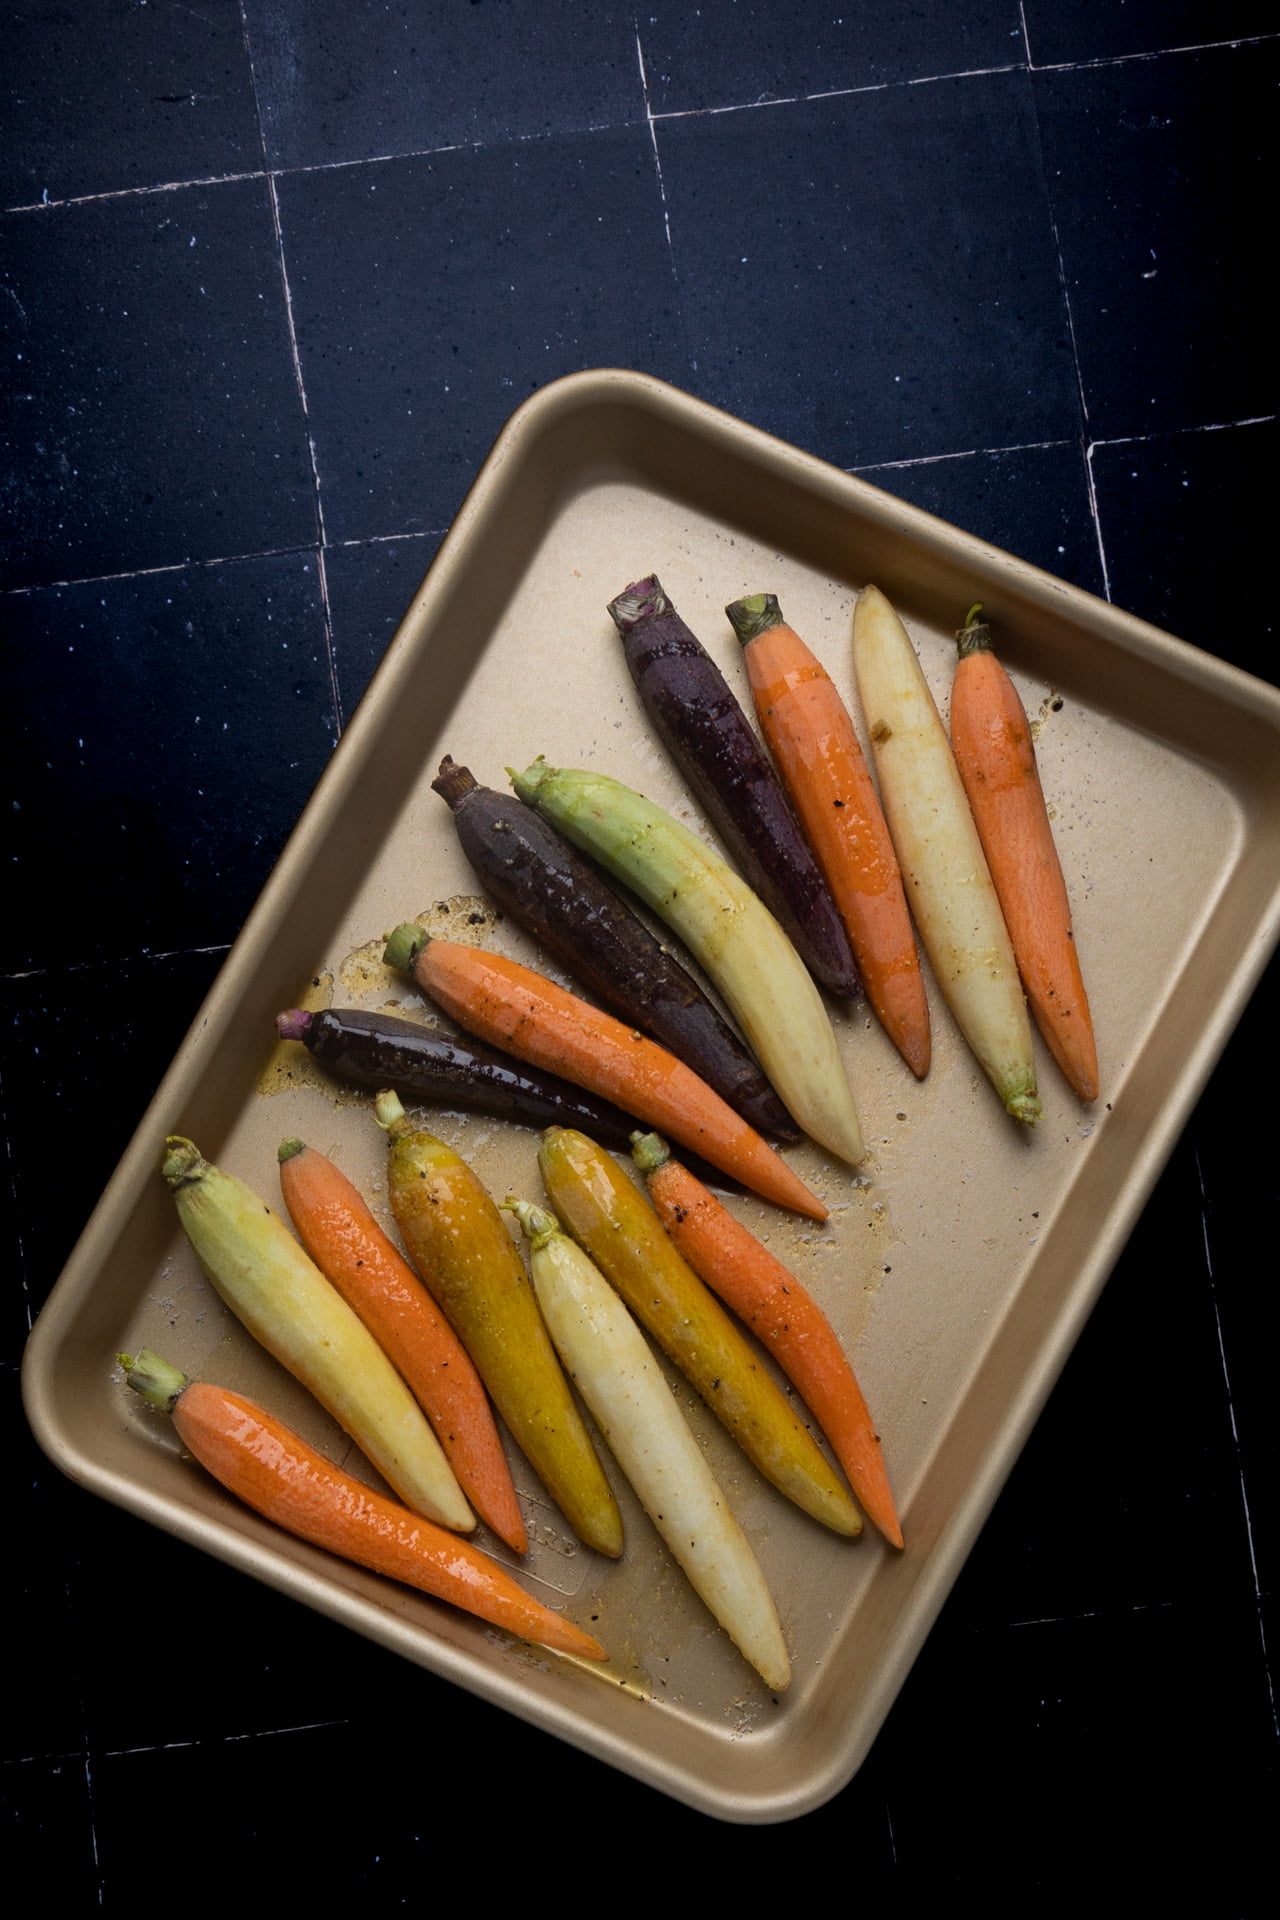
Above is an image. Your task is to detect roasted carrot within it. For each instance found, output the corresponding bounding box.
[506,1200,790,1690]
[277,1138,527,1553]
[432,757,797,1140]
[510,760,866,1168]
[160,1135,474,1533]
[375,1091,625,1560]
[632,1132,902,1549]
[950,605,1099,1103]
[851,585,1040,1124]
[119,1350,605,1661]
[383,924,827,1221]
[539,1126,860,1538]
[609,574,859,998]
[727,592,930,1079]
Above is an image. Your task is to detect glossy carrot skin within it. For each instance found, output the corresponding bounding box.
[432,757,797,1139]
[377,1098,625,1559]
[510,761,865,1170]
[851,586,1040,1124]
[609,575,860,997]
[728,593,930,1078]
[277,1139,527,1553]
[633,1134,902,1549]
[124,1358,605,1659]
[507,1202,790,1690]
[539,1127,861,1537]
[386,926,827,1220]
[161,1136,473,1533]
[277,1004,648,1150]
[950,610,1099,1103]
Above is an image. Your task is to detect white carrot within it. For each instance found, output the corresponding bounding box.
[850,587,1040,1124]
[160,1136,477,1533]
[512,759,865,1167]
[506,1199,791,1692]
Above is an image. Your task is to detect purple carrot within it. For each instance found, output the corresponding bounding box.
[279,1004,744,1192]
[432,757,798,1139]
[608,575,860,998]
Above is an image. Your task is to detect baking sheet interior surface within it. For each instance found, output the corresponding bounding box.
[71,438,1254,1816]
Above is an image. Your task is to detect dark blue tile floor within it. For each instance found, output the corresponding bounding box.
[4,2,1274,1891]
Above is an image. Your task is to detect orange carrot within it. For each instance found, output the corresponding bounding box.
[119,1351,606,1661]
[383,925,828,1221]
[277,1138,527,1554]
[632,1133,903,1549]
[727,593,931,1078]
[949,606,1099,1103]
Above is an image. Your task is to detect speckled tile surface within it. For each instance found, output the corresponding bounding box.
[4,0,1274,1892]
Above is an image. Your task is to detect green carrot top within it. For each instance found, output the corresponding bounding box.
[501,1198,560,1251]
[629,1130,672,1175]
[724,593,784,646]
[161,1136,207,1190]
[383,923,429,970]
[955,603,994,659]
[119,1348,190,1413]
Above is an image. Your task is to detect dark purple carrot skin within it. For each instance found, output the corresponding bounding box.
[608,576,861,999]
[432,758,799,1141]
[280,1004,744,1193]
[277,1005,646,1149]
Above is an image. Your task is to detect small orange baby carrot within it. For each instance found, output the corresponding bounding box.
[277,1138,527,1553]
[949,606,1099,1102]
[728,592,930,1078]
[632,1133,902,1549]
[384,925,828,1221]
[119,1351,605,1660]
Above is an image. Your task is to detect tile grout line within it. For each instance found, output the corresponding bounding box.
[1195,1148,1279,1739]
[634,24,674,258]
[238,0,344,737]
[6,32,1276,220]
[853,434,1076,472]
[3,943,232,988]
[1026,30,1278,75]
[4,413,1269,605]
[104,1717,349,1757]
[0,527,450,600]
[86,1744,103,1907]
[643,32,1278,125]
[650,60,1023,123]
[1018,1,1034,68]
[1016,32,1112,601]
[1091,412,1276,448]
[265,179,327,551]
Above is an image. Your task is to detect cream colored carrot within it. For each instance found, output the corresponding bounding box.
[850,586,1040,1124]
[506,1202,791,1691]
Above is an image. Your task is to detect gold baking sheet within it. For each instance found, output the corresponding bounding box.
[22,371,1280,1821]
